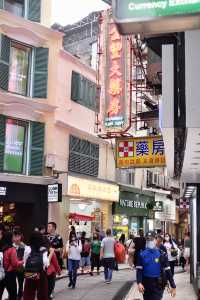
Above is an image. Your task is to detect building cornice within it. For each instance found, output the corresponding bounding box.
[60,50,96,78]
[55,120,109,145]
[0,10,64,40]
[0,90,57,121]
[0,173,59,185]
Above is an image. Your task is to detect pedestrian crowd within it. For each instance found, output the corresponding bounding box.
[0,221,191,300]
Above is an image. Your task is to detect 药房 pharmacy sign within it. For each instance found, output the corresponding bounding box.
[112,0,200,34]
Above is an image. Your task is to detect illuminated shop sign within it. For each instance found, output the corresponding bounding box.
[68,176,119,202]
[100,11,131,133]
[116,135,166,168]
[113,0,200,34]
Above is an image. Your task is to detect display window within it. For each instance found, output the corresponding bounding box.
[4,118,27,173]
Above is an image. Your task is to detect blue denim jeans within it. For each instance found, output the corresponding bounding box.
[68,259,80,286]
[104,267,113,282]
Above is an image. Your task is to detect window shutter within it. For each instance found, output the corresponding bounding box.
[0,115,6,172]
[68,135,99,177]
[27,0,41,22]
[0,0,4,9]
[0,34,10,91]
[33,47,49,98]
[71,71,81,101]
[29,121,45,176]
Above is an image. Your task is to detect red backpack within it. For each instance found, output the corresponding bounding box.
[114,242,126,263]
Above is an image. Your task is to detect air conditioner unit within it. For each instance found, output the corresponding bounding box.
[147,170,153,187]
[45,154,56,168]
[152,173,159,186]
[158,175,165,188]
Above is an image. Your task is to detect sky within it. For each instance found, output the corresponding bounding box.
[51,0,109,25]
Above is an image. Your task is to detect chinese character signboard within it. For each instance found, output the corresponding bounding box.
[116,136,166,168]
[99,11,131,133]
[112,0,200,35]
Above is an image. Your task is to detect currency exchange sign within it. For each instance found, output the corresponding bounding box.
[116,135,166,168]
[112,0,200,34]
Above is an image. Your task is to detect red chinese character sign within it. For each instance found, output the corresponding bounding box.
[116,136,166,168]
[99,11,131,134]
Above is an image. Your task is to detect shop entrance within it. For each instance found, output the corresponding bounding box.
[0,202,35,240]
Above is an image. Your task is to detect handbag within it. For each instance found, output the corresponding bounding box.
[171,243,178,257]
[62,246,68,259]
[127,240,135,255]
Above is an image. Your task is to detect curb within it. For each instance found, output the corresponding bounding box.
[112,281,135,300]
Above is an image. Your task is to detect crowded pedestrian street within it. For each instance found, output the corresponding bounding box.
[0,0,200,299]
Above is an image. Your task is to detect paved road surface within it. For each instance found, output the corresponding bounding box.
[54,269,135,300]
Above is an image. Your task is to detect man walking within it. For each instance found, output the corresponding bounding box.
[136,232,176,300]
[47,222,63,298]
[47,222,63,269]
[134,229,146,264]
[101,229,115,284]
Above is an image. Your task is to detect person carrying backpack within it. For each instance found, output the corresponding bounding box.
[13,229,30,300]
[23,231,54,300]
[0,231,24,300]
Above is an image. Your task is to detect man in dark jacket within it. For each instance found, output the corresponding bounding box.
[134,229,146,264]
[136,232,176,300]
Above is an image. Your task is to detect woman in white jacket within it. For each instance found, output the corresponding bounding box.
[66,233,82,289]
[164,234,178,276]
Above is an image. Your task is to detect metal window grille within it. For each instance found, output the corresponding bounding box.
[69,135,99,177]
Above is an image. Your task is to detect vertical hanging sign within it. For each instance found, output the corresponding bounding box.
[100,11,131,133]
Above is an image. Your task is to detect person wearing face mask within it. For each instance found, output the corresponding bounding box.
[66,234,82,289]
[164,234,178,276]
[136,232,176,300]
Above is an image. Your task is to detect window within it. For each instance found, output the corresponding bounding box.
[68,135,99,177]
[117,169,135,185]
[0,35,49,98]
[91,42,98,70]
[71,71,99,112]
[4,0,24,17]
[8,42,31,96]
[1,0,41,22]
[4,118,27,173]
[0,115,45,175]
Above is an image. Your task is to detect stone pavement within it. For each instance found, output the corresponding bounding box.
[125,271,197,300]
[54,269,135,300]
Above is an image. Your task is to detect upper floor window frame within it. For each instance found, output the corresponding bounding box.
[0,0,41,23]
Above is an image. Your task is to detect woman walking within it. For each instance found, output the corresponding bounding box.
[125,234,135,268]
[23,231,53,300]
[0,231,24,300]
[91,233,101,275]
[183,232,191,272]
[66,233,82,289]
[164,233,178,276]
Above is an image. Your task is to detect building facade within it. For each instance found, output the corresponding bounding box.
[0,0,63,238]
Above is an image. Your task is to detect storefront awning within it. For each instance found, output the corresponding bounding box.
[69,213,95,222]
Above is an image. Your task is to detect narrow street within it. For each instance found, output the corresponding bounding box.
[54,269,134,300]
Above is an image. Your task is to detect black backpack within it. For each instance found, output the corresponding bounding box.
[17,247,25,260]
[25,250,43,275]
